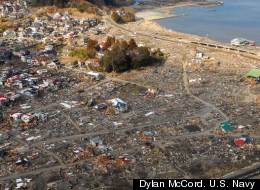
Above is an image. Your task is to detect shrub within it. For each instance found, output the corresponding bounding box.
[101,52,113,72]
[87,39,98,49]
[86,47,97,58]
[69,47,96,61]
[121,9,135,23]
[131,47,151,69]
[111,8,135,24]
[151,48,165,61]
[128,38,137,50]
[104,36,116,49]
[101,43,131,72]
[111,12,122,23]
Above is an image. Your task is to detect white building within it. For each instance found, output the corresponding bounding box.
[231,38,255,46]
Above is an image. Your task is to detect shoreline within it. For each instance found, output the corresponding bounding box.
[133,2,260,49]
[135,1,217,21]
[135,3,195,21]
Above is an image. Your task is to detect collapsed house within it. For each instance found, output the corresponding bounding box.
[0,48,13,63]
[233,136,255,147]
[86,71,104,81]
[94,98,128,113]
[107,98,128,113]
[9,112,47,127]
[0,0,29,18]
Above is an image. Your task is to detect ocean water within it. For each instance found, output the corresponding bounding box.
[156,0,260,43]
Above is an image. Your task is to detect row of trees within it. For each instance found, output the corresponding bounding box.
[68,36,164,72]
[101,37,165,72]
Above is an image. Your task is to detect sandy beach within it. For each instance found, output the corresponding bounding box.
[135,2,211,21]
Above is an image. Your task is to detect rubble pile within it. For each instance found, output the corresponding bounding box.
[0,0,29,19]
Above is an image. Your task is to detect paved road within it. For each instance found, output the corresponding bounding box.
[223,162,260,179]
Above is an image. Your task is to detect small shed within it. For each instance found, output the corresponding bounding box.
[234,137,246,146]
[219,121,234,133]
[245,69,260,79]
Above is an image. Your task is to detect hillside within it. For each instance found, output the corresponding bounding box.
[29,0,135,7]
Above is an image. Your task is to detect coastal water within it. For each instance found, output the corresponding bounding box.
[156,0,260,43]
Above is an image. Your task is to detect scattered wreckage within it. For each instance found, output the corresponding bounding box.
[9,112,48,127]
